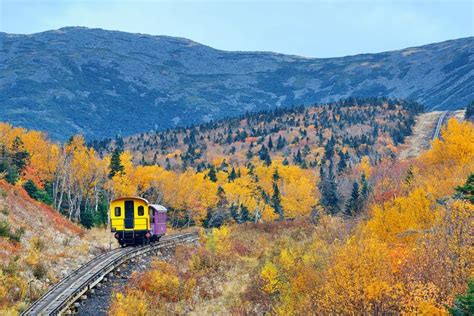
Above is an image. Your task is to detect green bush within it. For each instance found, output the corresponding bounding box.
[23,180,53,205]
[449,279,473,315]
[0,220,10,238]
[0,220,24,243]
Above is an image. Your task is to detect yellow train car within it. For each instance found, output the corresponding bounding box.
[110,196,167,246]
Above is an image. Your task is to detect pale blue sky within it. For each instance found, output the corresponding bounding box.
[1,0,472,57]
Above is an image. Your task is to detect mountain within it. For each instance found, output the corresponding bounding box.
[0,27,472,140]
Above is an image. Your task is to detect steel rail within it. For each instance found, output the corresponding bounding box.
[21,232,199,315]
[433,111,448,141]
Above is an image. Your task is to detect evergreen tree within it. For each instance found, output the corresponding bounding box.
[324,136,336,160]
[80,208,94,229]
[228,167,237,182]
[344,181,360,217]
[360,173,369,201]
[293,150,303,166]
[319,161,340,214]
[264,153,272,167]
[246,149,253,160]
[448,279,473,316]
[140,156,147,166]
[337,151,347,173]
[11,137,29,172]
[207,166,218,182]
[109,148,124,178]
[230,204,239,223]
[240,204,250,222]
[276,135,286,150]
[271,168,284,220]
[259,145,269,161]
[268,137,274,151]
[115,135,124,151]
[455,173,474,204]
[219,159,229,171]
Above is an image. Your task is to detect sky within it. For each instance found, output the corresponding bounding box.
[1,0,473,58]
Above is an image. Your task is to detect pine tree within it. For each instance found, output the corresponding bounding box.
[259,145,269,161]
[276,135,286,150]
[360,173,369,200]
[455,173,474,203]
[246,149,253,159]
[293,150,303,166]
[11,136,29,172]
[208,166,218,182]
[344,181,360,217]
[230,204,239,223]
[448,279,474,315]
[264,153,272,167]
[228,167,237,182]
[140,156,147,166]
[80,208,94,229]
[240,204,250,222]
[337,151,347,173]
[319,161,340,214]
[109,148,124,178]
[268,137,274,151]
[271,168,284,220]
[0,145,19,184]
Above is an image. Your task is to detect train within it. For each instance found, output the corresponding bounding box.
[110,197,167,246]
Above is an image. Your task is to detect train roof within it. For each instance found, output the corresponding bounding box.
[149,204,167,213]
[111,196,149,204]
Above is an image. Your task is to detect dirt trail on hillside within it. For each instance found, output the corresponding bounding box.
[399,110,465,160]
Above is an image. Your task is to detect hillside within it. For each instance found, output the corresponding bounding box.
[98,98,423,171]
[0,180,111,313]
[109,117,474,315]
[0,27,472,140]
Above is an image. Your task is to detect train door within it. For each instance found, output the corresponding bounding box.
[149,208,156,234]
[124,200,134,229]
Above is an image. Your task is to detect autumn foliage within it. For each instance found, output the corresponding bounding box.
[111,118,473,315]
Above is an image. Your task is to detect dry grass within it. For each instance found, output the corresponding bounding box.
[0,180,111,313]
[399,110,466,160]
[109,220,324,315]
[399,111,444,159]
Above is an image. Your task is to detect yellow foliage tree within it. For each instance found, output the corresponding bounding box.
[261,261,280,295]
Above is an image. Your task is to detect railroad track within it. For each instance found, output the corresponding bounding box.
[22,232,199,316]
[433,110,448,140]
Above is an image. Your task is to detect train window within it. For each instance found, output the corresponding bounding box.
[114,207,121,217]
[138,206,145,216]
[149,208,155,223]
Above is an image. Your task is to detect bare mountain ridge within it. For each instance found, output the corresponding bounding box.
[0,27,472,140]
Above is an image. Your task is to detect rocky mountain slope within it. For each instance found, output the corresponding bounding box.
[0,27,472,140]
